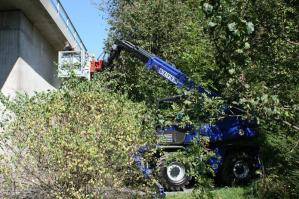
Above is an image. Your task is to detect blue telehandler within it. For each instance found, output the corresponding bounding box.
[59,40,262,194]
[103,40,262,192]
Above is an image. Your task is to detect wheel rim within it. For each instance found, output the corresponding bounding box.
[166,162,186,183]
[233,161,249,179]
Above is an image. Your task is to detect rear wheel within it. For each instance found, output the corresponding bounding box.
[156,156,191,191]
[220,151,256,186]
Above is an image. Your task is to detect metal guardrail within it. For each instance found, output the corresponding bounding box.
[49,0,87,52]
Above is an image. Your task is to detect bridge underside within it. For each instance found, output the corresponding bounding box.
[0,0,84,96]
[0,0,68,51]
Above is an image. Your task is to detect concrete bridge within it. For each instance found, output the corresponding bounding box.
[0,0,86,97]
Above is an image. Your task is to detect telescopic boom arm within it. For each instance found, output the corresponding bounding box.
[103,40,215,97]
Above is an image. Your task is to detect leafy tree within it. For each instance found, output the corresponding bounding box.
[104,0,299,198]
[103,0,217,103]
[200,1,298,197]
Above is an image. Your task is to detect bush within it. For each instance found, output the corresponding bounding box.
[0,78,156,198]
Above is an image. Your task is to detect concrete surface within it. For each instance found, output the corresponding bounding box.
[0,0,86,97]
[0,0,82,51]
[0,11,57,97]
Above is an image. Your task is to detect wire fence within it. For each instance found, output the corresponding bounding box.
[49,0,87,52]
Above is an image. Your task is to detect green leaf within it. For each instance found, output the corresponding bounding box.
[208,21,217,28]
[236,49,243,54]
[203,3,213,13]
[228,68,236,75]
[244,42,250,49]
[228,22,237,32]
[246,22,254,34]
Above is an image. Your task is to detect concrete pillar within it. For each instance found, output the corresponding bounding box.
[0,10,58,97]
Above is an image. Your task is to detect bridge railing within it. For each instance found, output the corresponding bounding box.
[49,0,87,52]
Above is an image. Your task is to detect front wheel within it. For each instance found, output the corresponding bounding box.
[156,156,191,191]
[219,151,258,186]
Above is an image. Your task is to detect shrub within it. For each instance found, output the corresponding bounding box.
[0,78,156,198]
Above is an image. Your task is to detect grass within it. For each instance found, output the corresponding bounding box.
[166,191,192,199]
[212,187,251,199]
[166,186,257,199]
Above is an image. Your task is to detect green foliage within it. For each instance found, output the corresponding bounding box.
[103,0,217,103]
[1,0,297,198]
[157,91,225,129]
[167,138,215,187]
[201,0,298,123]
[200,0,298,197]
[0,78,156,198]
[104,0,298,197]
[101,0,299,197]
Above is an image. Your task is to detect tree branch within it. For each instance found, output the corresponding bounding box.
[286,40,299,45]
[282,120,299,131]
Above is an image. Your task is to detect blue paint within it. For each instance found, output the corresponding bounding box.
[146,57,188,88]
[146,57,214,95]
[129,43,260,194]
[208,148,224,173]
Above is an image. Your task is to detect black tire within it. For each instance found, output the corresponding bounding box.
[156,156,191,191]
[219,151,256,186]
